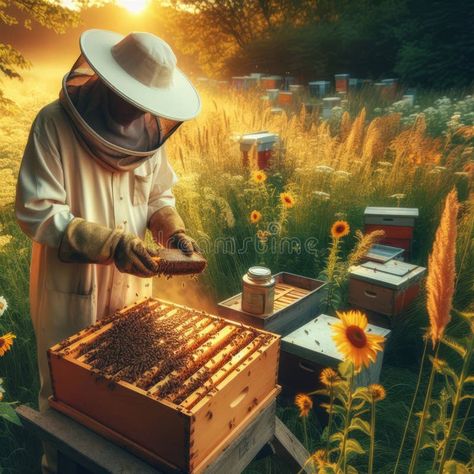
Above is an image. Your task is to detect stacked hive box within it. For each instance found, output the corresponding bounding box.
[48,298,280,473]
[364,206,419,258]
[348,260,426,317]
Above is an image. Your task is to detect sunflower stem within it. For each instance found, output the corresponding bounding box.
[368,399,376,474]
[302,416,309,451]
[408,341,440,474]
[325,388,335,459]
[337,364,354,473]
[437,332,474,473]
[393,335,428,474]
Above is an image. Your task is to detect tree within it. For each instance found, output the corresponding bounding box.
[394,0,474,88]
[0,0,89,110]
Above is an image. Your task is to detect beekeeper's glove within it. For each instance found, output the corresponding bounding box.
[148,206,201,256]
[58,218,159,278]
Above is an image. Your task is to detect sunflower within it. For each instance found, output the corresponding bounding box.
[252,170,267,184]
[294,393,313,417]
[280,192,295,208]
[331,310,384,371]
[311,449,328,467]
[0,332,16,357]
[368,384,386,401]
[250,210,262,224]
[330,220,350,239]
[320,367,339,387]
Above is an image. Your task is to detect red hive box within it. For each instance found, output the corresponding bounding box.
[239,132,279,170]
[364,206,419,258]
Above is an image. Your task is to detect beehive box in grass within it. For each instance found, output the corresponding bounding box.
[48,298,280,473]
[279,314,391,396]
[364,206,419,257]
[348,260,426,317]
[218,272,327,336]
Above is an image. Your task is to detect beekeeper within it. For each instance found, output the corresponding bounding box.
[15,29,201,472]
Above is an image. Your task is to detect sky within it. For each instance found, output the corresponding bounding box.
[0,1,172,72]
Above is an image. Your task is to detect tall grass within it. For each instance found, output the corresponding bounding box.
[0,71,473,473]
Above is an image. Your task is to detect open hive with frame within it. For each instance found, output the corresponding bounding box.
[48,298,281,473]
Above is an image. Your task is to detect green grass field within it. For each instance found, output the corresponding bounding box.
[0,71,473,473]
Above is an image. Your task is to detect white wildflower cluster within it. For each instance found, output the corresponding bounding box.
[376,95,474,136]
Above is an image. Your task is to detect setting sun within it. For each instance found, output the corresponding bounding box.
[116,0,149,14]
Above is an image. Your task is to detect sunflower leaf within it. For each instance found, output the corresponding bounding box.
[345,438,365,455]
[348,417,371,436]
[443,460,471,474]
[338,360,353,380]
[0,403,21,426]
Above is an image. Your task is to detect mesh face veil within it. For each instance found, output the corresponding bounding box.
[59,54,183,172]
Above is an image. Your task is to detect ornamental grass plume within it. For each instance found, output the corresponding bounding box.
[347,229,385,268]
[426,189,459,347]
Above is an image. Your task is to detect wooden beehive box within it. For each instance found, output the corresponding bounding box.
[348,260,426,317]
[48,298,280,473]
[218,272,327,336]
[279,314,390,396]
[364,206,419,257]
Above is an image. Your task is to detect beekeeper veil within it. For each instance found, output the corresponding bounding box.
[59,30,201,172]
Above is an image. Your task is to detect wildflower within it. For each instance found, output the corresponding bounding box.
[389,193,406,200]
[311,449,328,467]
[313,191,331,200]
[257,230,271,243]
[280,192,295,208]
[368,384,386,401]
[250,210,262,224]
[432,358,449,374]
[334,170,351,179]
[0,296,7,317]
[320,367,339,387]
[252,170,267,184]
[426,189,459,346]
[0,332,16,357]
[331,221,350,239]
[315,165,335,174]
[332,310,385,371]
[0,234,12,250]
[294,393,313,417]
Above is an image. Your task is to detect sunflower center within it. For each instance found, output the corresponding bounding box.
[0,338,4,348]
[346,325,367,348]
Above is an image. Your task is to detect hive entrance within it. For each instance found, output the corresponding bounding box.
[55,299,272,410]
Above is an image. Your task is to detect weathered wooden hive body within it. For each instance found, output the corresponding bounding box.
[48,298,280,473]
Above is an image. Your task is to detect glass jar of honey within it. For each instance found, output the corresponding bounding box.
[241,266,275,316]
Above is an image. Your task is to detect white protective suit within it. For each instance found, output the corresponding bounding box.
[15,56,181,416]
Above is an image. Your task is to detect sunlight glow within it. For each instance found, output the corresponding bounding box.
[116,0,149,14]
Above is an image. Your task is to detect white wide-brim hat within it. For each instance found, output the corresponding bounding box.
[80,29,201,121]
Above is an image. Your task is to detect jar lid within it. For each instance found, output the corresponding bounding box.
[247,266,272,281]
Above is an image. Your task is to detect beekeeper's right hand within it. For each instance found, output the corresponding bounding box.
[58,217,159,278]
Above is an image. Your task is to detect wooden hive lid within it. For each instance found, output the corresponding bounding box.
[240,131,279,144]
[281,314,390,365]
[364,206,419,218]
[349,260,426,290]
[364,244,405,264]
